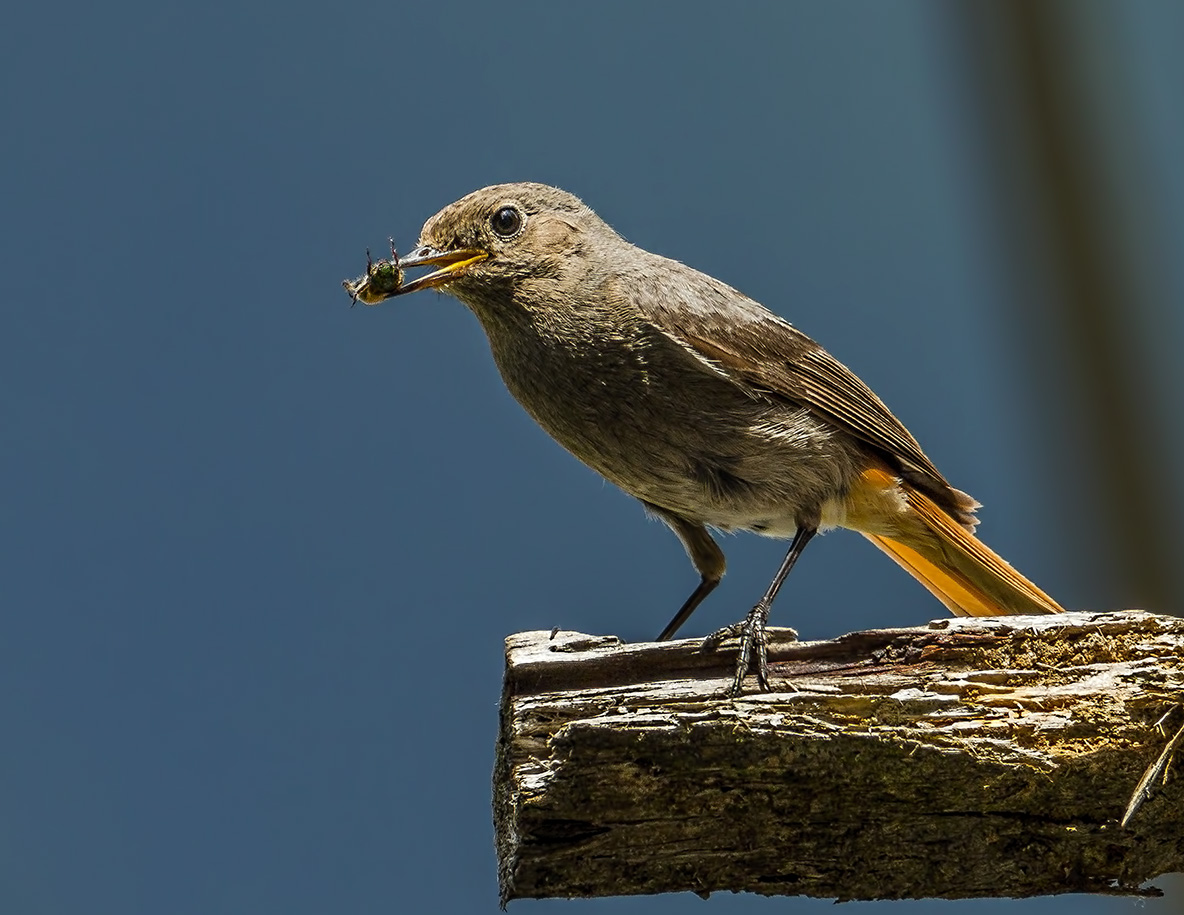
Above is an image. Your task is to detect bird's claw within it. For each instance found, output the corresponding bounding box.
[701,603,775,696]
[700,620,743,653]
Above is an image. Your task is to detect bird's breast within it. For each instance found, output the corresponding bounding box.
[476,307,862,531]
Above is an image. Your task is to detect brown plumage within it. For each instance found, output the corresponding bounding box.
[351,182,1063,694]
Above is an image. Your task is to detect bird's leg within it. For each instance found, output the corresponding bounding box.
[658,576,718,641]
[702,525,817,695]
[645,506,725,641]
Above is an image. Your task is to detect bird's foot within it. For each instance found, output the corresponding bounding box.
[701,601,783,696]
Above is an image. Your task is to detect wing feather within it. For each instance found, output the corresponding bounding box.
[633,268,975,519]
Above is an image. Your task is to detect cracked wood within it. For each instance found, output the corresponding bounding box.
[495,611,1184,903]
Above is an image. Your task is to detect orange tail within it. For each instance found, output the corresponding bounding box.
[855,473,1063,617]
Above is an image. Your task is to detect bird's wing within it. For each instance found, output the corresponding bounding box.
[636,271,959,500]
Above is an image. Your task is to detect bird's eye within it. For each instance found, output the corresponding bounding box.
[490,206,523,238]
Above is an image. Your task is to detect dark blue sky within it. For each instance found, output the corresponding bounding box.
[3,2,1182,913]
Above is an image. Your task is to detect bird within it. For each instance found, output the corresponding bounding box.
[346,182,1063,694]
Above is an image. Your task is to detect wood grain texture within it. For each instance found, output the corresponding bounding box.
[494,611,1183,903]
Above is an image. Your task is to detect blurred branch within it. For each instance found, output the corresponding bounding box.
[954,1,1183,613]
[496,615,1183,903]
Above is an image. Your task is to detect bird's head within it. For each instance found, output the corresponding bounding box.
[371,183,617,311]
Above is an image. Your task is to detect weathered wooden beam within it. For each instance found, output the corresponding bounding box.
[494,611,1183,903]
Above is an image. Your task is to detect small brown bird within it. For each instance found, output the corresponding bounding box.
[349,182,1063,694]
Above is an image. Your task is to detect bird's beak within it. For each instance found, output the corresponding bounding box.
[343,243,488,305]
[389,244,488,296]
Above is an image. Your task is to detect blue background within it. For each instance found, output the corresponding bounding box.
[3,2,1182,913]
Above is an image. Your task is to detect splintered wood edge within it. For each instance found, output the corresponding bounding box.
[503,610,1175,696]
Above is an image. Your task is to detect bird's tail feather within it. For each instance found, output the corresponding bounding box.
[861,478,1063,617]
